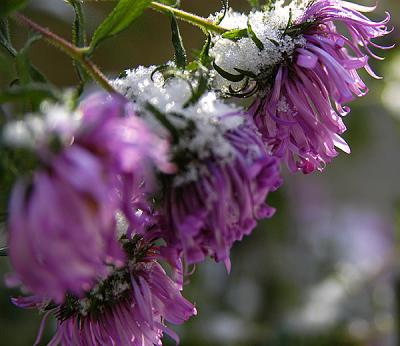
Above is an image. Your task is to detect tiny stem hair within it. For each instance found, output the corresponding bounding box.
[12,13,116,93]
[149,2,229,34]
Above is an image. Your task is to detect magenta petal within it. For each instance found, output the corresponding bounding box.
[296,50,318,68]
[161,114,282,264]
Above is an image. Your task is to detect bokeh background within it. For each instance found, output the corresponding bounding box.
[1,0,399,345]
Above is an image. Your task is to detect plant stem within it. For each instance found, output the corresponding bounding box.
[12,13,116,93]
[149,2,228,34]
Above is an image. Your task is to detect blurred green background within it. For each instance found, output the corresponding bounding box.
[1,0,400,345]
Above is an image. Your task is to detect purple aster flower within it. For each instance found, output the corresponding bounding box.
[12,237,196,346]
[7,147,124,303]
[77,92,176,235]
[114,68,282,267]
[249,0,392,173]
[162,115,282,266]
[7,93,174,302]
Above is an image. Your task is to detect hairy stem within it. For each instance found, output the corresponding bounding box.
[12,13,116,93]
[149,2,228,34]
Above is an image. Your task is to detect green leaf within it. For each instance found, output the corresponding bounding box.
[0,83,57,104]
[170,14,187,69]
[15,54,33,85]
[89,0,151,53]
[213,61,244,83]
[0,0,28,17]
[221,28,248,41]
[199,34,212,66]
[16,33,47,85]
[247,20,264,51]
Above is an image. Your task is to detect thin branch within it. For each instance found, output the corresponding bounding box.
[12,13,116,93]
[149,2,229,34]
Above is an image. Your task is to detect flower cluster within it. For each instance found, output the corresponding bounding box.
[1,0,391,344]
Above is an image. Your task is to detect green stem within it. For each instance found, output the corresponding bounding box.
[12,13,116,93]
[149,2,228,34]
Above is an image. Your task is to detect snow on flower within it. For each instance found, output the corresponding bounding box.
[209,0,392,173]
[6,93,174,301]
[114,67,282,265]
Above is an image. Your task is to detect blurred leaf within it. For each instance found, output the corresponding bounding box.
[15,54,34,85]
[1,20,47,90]
[0,83,57,104]
[0,51,14,79]
[183,73,208,108]
[15,33,47,88]
[16,54,46,84]
[248,0,260,7]
[0,145,40,219]
[0,247,7,256]
[28,64,47,84]
[170,14,186,69]
[89,0,151,53]
[0,18,17,57]
[0,0,28,17]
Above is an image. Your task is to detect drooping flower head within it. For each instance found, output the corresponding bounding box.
[210,0,392,173]
[12,235,196,346]
[162,116,282,266]
[7,150,123,303]
[113,66,282,265]
[4,93,174,302]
